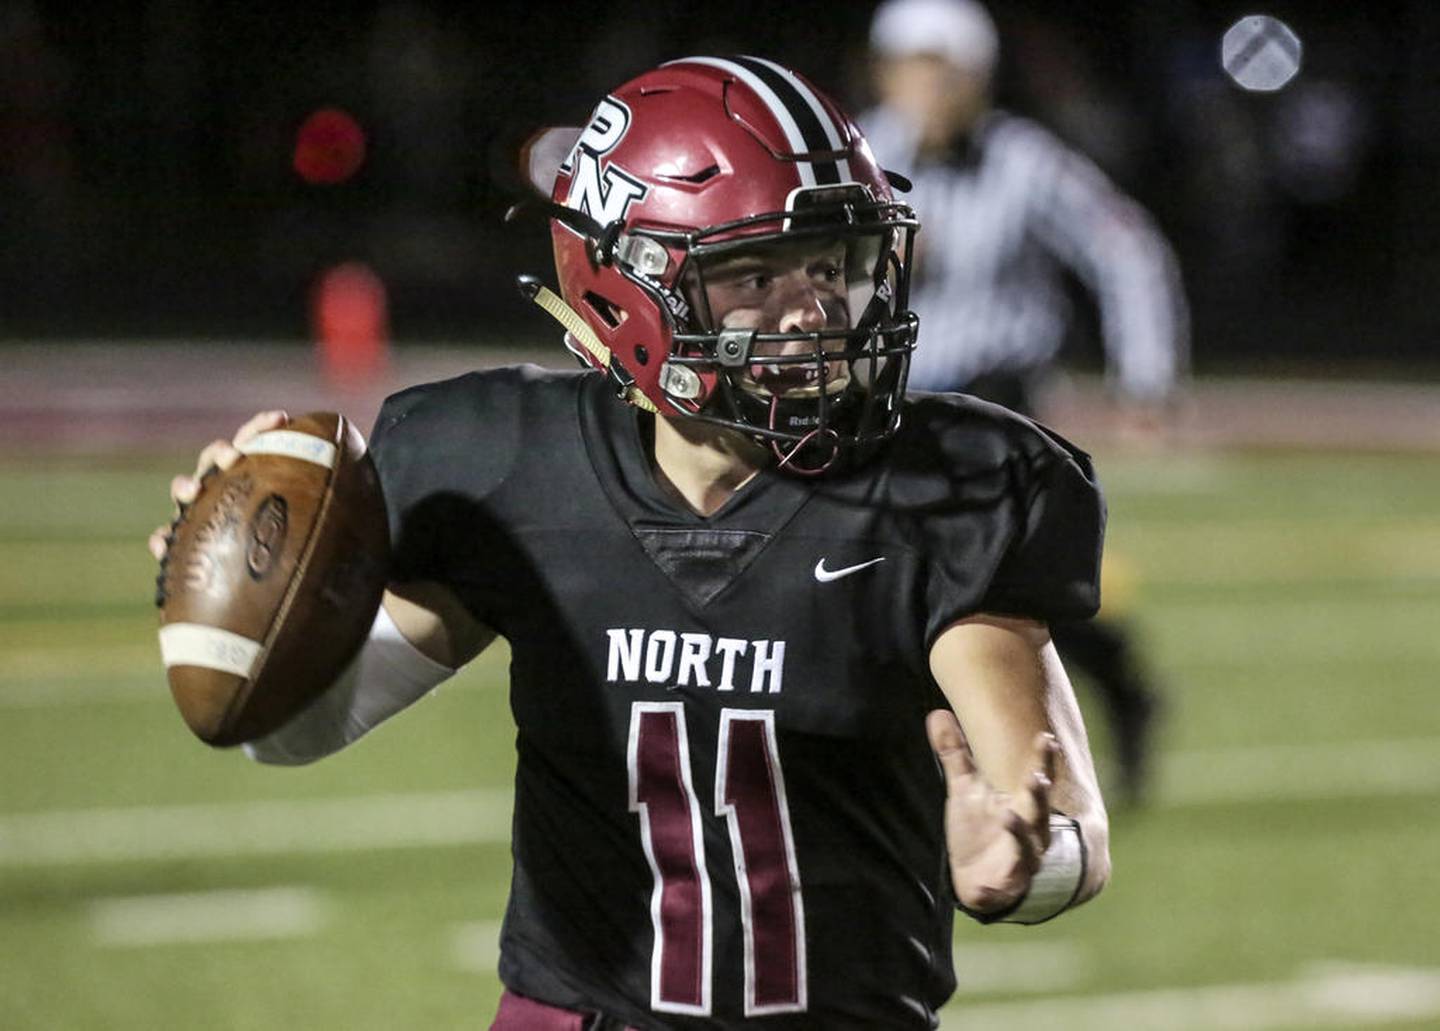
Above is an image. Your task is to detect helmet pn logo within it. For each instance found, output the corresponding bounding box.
[563,96,648,226]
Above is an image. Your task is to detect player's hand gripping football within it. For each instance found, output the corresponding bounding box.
[147,410,290,561]
[926,709,1057,917]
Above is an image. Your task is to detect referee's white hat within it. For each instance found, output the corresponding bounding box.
[869,0,999,73]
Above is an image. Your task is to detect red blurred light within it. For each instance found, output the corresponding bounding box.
[293,108,367,185]
[312,262,389,387]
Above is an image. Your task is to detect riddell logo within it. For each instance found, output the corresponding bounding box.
[562,96,648,226]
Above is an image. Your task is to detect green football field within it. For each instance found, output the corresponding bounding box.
[1,444,1437,1030]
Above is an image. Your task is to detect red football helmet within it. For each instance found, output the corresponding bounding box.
[522,56,919,472]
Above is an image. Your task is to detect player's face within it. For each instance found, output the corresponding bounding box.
[695,236,852,398]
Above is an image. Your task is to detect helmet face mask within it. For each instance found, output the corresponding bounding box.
[537,57,920,473]
[671,192,918,463]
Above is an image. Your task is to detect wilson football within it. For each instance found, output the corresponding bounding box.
[156,412,390,746]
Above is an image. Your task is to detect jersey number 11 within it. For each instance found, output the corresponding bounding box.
[627,702,807,1017]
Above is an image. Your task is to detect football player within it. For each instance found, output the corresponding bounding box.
[152,57,1110,1030]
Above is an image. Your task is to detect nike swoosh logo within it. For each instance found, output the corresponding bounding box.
[813,556,886,583]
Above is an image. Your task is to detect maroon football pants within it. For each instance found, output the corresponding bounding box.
[489,989,637,1031]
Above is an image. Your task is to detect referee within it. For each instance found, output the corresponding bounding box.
[862,0,1186,802]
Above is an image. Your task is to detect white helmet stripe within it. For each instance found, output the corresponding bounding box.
[742,56,853,183]
[664,56,818,188]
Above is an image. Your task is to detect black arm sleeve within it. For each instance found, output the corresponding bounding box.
[908,397,1106,644]
[979,429,1105,623]
[366,370,527,623]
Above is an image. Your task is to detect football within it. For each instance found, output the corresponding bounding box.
[156,412,390,746]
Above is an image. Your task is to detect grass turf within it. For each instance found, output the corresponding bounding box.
[0,448,1436,1029]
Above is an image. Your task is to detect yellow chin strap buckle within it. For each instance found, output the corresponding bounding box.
[517,275,659,414]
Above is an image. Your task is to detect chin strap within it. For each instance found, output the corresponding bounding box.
[516,275,658,414]
[768,396,840,475]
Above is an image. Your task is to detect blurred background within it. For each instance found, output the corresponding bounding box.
[1,0,1438,363]
[1,1,1437,1028]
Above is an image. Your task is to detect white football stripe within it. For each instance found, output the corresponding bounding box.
[745,55,853,182]
[90,886,326,947]
[158,623,263,678]
[239,429,337,468]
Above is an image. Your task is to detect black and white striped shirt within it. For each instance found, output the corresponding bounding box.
[860,107,1189,400]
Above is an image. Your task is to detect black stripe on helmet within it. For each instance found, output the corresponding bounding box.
[729,56,842,185]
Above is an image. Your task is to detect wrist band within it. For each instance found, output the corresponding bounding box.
[957,815,1087,925]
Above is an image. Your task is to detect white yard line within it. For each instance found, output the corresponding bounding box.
[0,737,1435,868]
[0,790,512,866]
[0,645,162,686]
[90,886,326,947]
[937,962,1440,1030]
[1158,736,1440,806]
[0,678,160,707]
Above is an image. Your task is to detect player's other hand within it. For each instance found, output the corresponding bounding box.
[146,410,290,561]
[926,709,1056,917]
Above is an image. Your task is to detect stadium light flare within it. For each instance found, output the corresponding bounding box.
[1222,15,1303,92]
[293,108,367,185]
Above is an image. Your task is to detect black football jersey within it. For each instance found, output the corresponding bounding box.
[369,366,1103,1030]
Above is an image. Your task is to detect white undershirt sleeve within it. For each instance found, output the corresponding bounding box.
[242,602,455,766]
